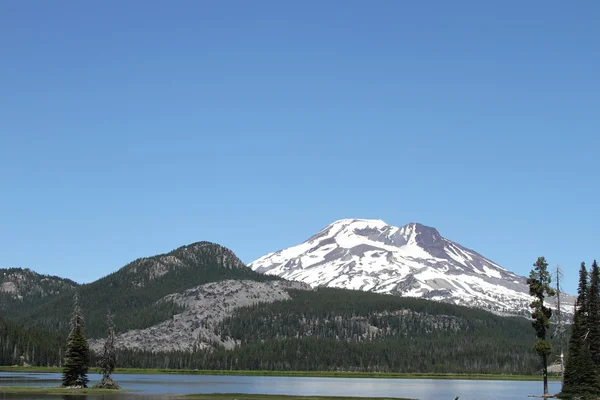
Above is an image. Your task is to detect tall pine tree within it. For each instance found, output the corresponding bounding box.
[588,260,600,368]
[561,262,600,398]
[527,256,555,397]
[578,263,589,323]
[62,293,90,388]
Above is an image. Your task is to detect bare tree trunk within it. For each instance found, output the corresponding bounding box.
[555,264,565,390]
[543,353,549,397]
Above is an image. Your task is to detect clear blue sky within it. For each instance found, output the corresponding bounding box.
[1,1,598,294]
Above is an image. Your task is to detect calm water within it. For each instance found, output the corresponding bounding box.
[0,372,561,400]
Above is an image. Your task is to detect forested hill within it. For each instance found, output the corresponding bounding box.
[3,284,564,374]
[213,288,545,374]
[3,242,279,337]
[0,268,77,310]
[112,288,561,375]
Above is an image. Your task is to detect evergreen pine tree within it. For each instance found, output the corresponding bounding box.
[527,256,555,397]
[561,262,600,398]
[578,262,589,324]
[588,260,600,368]
[62,293,90,388]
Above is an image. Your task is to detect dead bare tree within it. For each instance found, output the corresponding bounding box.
[94,312,119,389]
[554,264,566,387]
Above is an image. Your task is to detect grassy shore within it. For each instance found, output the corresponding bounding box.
[0,386,127,395]
[0,365,559,381]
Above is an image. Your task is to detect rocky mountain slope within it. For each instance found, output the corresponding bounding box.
[90,279,310,353]
[250,219,574,316]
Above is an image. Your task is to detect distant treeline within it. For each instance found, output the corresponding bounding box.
[0,317,65,366]
[112,336,540,374]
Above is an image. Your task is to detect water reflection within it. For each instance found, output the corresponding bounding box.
[0,371,561,400]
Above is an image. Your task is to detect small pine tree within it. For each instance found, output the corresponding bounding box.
[94,312,119,389]
[561,262,600,398]
[62,293,90,388]
[527,256,555,397]
[578,262,589,324]
[587,260,600,368]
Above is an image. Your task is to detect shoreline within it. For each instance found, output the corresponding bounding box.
[0,366,560,381]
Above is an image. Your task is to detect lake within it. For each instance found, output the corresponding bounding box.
[0,372,562,400]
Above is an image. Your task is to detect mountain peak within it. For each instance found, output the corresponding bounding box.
[404,221,436,230]
[250,219,575,317]
[322,220,444,254]
[325,218,388,233]
[123,241,248,286]
[329,218,387,225]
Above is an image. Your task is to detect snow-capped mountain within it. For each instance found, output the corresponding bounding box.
[250,219,574,317]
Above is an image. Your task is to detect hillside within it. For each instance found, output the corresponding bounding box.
[0,268,78,333]
[89,279,310,353]
[111,287,557,374]
[0,268,77,309]
[250,219,575,316]
[7,242,279,337]
[2,284,564,374]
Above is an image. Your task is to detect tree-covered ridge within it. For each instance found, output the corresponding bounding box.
[2,285,564,374]
[212,288,546,374]
[218,287,534,343]
[0,267,78,301]
[112,288,554,374]
[0,268,78,328]
[119,241,258,286]
[7,242,279,338]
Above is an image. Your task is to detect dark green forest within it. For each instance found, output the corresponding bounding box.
[113,336,542,374]
[217,288,533,343]
[107,288,564,374]
[0,317,64,366]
